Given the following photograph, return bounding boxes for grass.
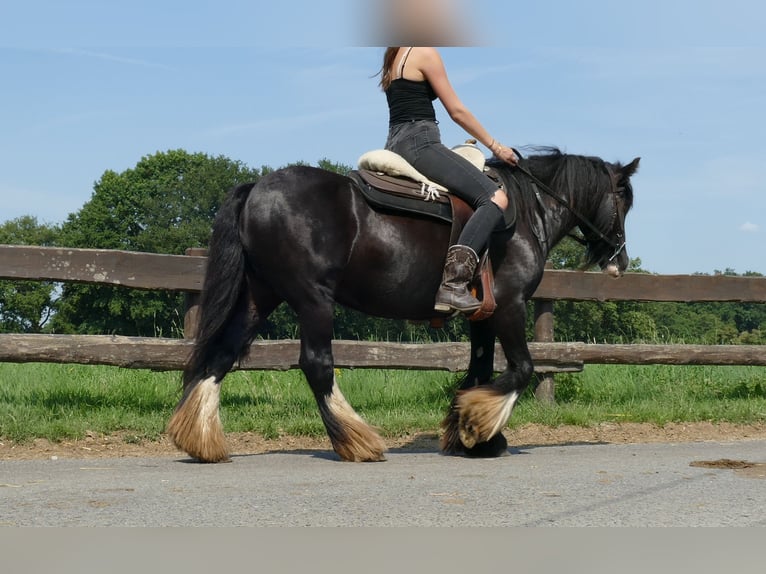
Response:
[515,365,766,428]
[1,362,765,444]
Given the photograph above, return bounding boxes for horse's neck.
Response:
[548,197,580,239]
[523,170,577,251]
[537,202,575,256]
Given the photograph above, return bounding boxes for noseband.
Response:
[516,162,626,263]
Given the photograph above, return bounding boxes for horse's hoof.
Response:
[440,438,466,456]
[459,423,479,449]
[439,408,463,454]
[455,387,517,449]
[463,433,509,458]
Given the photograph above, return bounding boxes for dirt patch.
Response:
[2,421,766,461]
[689,458,766,478]
[689,459,756,469]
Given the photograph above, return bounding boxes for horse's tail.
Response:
[182,182,254,389]
[168,182,255,462]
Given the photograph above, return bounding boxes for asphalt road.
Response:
[2,439,765,526]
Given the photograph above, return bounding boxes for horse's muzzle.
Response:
[604,262,622,278]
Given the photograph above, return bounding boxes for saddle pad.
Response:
[450,142,486,171]
[357,143,486,190]
[358,149,447,192]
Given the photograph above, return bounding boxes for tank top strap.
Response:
[396,47,414,79]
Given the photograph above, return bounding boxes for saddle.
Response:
[348,141,516,323]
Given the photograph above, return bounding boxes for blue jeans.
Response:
[385,120,504,254]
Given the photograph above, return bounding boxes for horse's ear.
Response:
[621,157,640,179]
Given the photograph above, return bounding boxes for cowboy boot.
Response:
[434,245,481,313]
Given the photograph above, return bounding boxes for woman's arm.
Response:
[418,48,517,164]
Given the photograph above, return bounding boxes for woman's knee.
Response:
[490,189,508,211]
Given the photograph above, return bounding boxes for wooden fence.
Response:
[1,244,765,400]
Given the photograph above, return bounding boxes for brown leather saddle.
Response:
[347,154,515,323]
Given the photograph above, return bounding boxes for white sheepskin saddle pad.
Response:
[357,142,486,194]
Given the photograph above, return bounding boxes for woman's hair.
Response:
[377,47,400,91]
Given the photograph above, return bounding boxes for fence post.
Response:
[183,248,208,339]
[533,299,556,402]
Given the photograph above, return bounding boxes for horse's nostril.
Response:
[605,263,622,277]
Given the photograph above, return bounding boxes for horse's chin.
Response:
[603,262,622,278]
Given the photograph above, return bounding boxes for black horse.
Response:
[167,148,639,462]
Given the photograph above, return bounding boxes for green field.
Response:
[1,362,765,443]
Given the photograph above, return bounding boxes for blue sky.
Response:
[1,0,764,275]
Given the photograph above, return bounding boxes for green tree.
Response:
[0,217,61,333]
[547,236,586,270]
[53,150,264,336]
[636,269,766,344]
[544,236,657,343]
[317,158,353,175]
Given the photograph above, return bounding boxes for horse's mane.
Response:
[489,147,632,263]
[493,146,631,215]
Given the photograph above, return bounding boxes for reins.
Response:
[513,161,626,263]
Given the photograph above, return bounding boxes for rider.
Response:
[379,47,518,314]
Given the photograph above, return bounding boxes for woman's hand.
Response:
[492,143,518,165]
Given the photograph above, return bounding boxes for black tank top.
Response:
[386,78,437,126]
[385,47,437,126]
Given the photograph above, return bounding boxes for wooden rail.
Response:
[1,245,764,401]
[1,335,763,371]
[2,245,765,302]
[0,245,206,291]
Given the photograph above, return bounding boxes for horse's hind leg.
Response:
[167,287,279,462]
[167,372,229,463]
[297,300,387,462]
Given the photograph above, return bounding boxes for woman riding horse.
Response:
[380,47,518,314]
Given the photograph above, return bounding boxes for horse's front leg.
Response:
[441,318,510,457]
[441,302,533,457]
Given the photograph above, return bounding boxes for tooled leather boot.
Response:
[433,245,481,314]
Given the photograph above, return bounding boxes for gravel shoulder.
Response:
[3,421,766,460]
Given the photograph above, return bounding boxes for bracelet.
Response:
[488,138,496,151]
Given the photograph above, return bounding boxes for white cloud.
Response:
[53,48,177,71]
[206,106,372,138]
[740,222,759,233]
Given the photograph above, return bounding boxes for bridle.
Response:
[514,161,626,264]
